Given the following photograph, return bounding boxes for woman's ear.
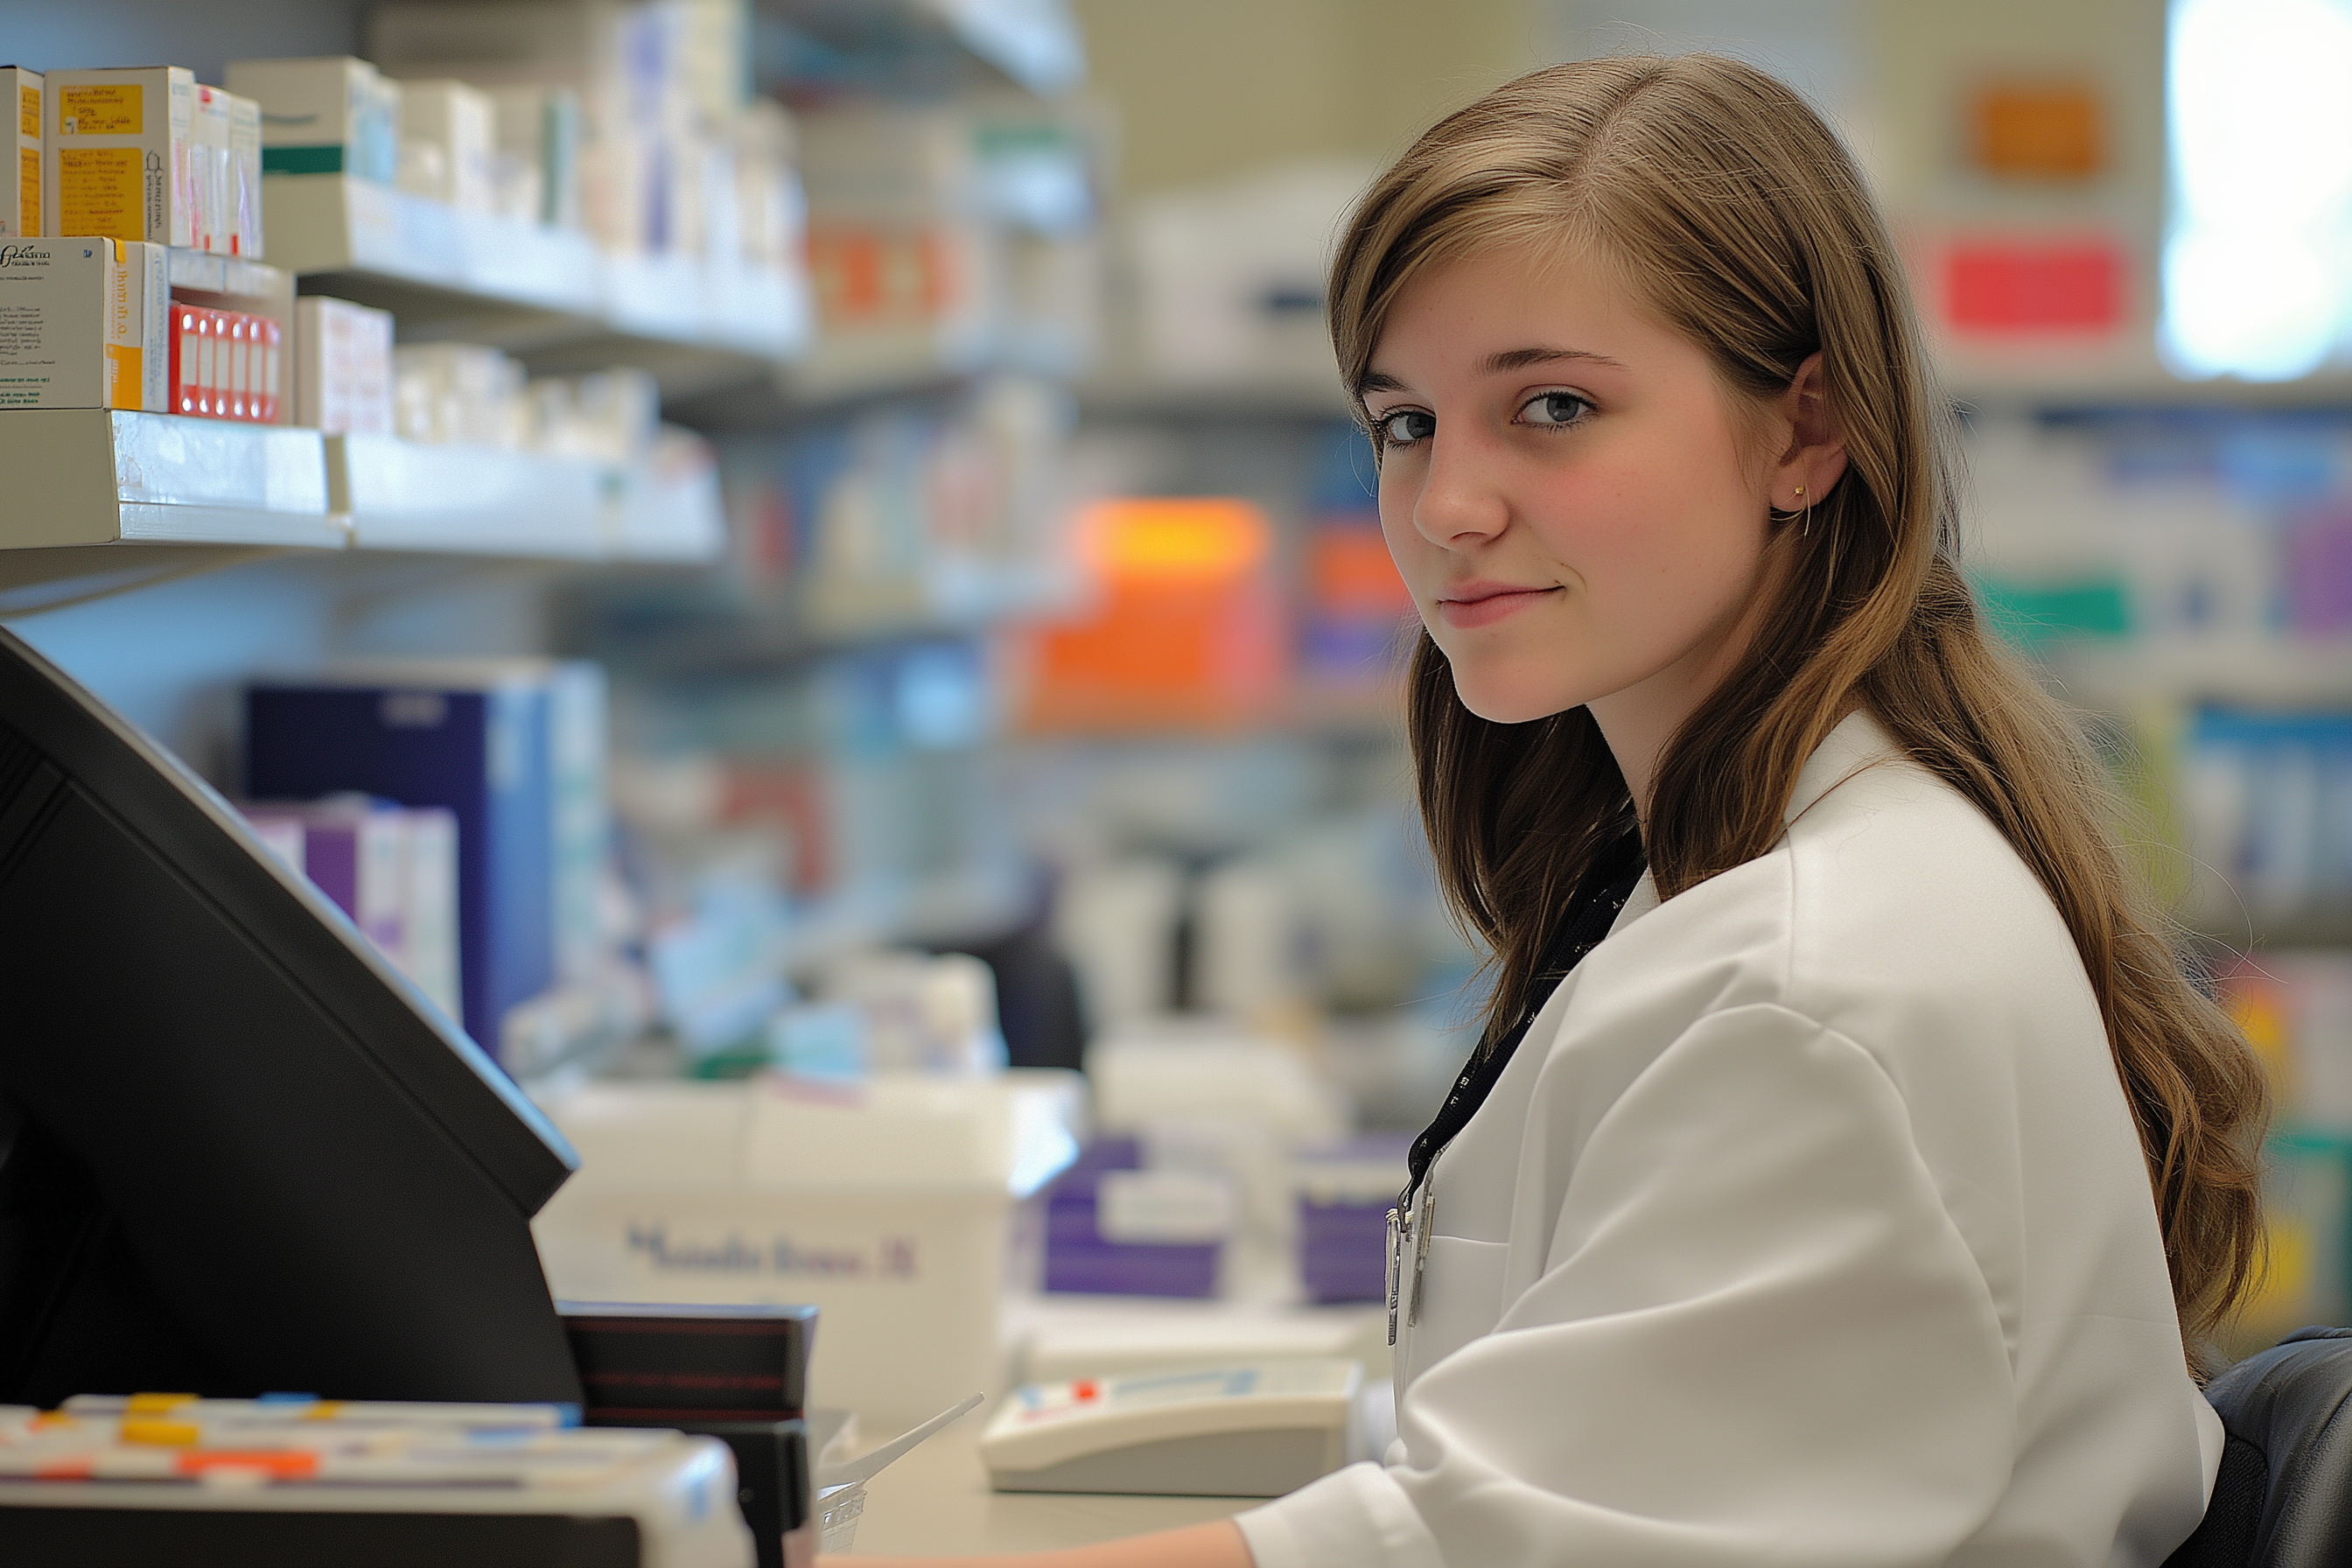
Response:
[1772,351,1848,511]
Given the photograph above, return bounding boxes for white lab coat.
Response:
[1236,712,2222,1568]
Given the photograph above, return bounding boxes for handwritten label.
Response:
[60,83,140,136]
[624,1221,921,1281]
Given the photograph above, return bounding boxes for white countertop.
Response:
[844,1423,1254,1555]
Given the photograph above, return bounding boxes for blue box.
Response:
[246,668,553,1054]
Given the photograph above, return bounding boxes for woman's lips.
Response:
[1436,585,1559,629]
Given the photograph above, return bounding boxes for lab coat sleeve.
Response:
[1236,1003,2016,1568]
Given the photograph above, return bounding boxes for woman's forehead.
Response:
[1366,246,1688,390]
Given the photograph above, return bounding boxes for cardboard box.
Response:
[294,293,394,434]
[1,66,37,238]
[45,66,198,248]
[399,78,493,214]
[225,54,402,186]
[0,236,166,409]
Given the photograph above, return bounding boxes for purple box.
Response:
[1297,1133,1410,1306]
[1043,1138,1222,1298]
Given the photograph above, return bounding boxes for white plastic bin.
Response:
[532,1070,1083,1424]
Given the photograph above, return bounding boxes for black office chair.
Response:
[2165,1326,2352,1567]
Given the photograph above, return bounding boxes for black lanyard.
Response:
[1404,831,1648,1204]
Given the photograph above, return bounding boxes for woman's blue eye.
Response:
[1522,392,1592,427]
[1378,410,1436,446]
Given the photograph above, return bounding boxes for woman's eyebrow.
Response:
[1358,346,1627,397]
[1482,346,1626,373]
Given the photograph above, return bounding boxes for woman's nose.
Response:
[1411,432,1508,546]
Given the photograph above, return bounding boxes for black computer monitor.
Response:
[0,626,584,1410]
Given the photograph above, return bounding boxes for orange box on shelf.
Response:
[807,222,972,331]
[1017,497,1287,732]
[1307,523,1410,619]
[1969,80,2104,180]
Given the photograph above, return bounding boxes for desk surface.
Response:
[845,1424,1254,1556]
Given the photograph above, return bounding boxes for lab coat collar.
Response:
[1612,710,1900,935]
[1782,709,1903,827]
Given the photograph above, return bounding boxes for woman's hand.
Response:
[819,1517,1255,1568]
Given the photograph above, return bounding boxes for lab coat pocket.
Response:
[1404,1234,1510,1385]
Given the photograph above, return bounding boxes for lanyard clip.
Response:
[1387,1181,1438,1348]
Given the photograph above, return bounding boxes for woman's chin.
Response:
[1451,672,1589,726]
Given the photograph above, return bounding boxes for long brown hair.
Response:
[1331,54,2268,1360]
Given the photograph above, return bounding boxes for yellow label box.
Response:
[58,148,141,238]
[0,67,38,238]
[44,66,196,248]
[60,82,141,136]
[0,235,168,410]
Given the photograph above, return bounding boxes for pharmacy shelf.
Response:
[563,556,1075,675]
[262,176,813,398]
[760,0,1085,99]
[0,411,344,615]
[800,556,1076,641]
[0,410,346,555]
[2046,636,2352,710]
[331,435,725,564]
[0,413,724,614]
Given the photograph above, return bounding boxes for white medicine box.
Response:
[191,82,232,253]
[224,55,402,187]
[532,1071,1084,1426]
[295,295,393,433]
[396,79,493,214]
[44,66,200,248]
[229,92,262,257]
[0,236,167,410]
[2,67,38,238]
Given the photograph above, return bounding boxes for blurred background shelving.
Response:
[10,0,2352,1385]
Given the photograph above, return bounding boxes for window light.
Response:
[2162,0,2352,380]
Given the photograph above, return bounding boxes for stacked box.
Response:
[225,54,402,185]
[0,236,166,410]
[1,66,37,237]
[45,66,199,248]
[293,294,394,433]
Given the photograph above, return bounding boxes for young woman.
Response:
[839,52,2269,1568]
